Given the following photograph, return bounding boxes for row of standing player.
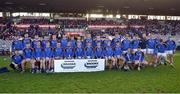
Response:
[10,33,176,73]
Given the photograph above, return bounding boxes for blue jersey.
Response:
[134,51,144,62]
[93,40,102,47]
[61,39,68,48]
[111,38,120,47]
[124,52,134,62]
[41,40,48,48]
[23,48,33,59]
[84,47,94,58]
[12,40,23,51]
[76,41,84,47]
[95,47,104,58]
[104,46,113,57]
[114,46,122,56]
[11,54,23,64]
[84,38,93,46]
[54,47,63,58]
[131,39,139,49]
[139,39,146,49]
[23,38,31,48]
[32,40,39,49]
[44,47,53,58]
[75,47,84,58]
[166,40,176,50]
[147,39,155,49]
[156,43,166,53]
[69,40,76,48]
[64,47,74,58]
[155,38,160,45]
[121,39,131,51]
[33,48,43,58]
[103,39,111,47]
[50,40,57,48]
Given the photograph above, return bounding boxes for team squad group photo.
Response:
[10,31,176,73]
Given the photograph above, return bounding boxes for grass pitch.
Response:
[0,53,180,93]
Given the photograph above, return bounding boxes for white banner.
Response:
[54,59,105,72]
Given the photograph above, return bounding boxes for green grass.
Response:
[0,54,180,93]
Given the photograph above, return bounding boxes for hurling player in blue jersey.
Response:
[155,39,170,66]
[10,49,23,71]
[69,36,76,48]
[103,34,111,47]
[146,35,156,65]
[22,33,31,48]
[54,42,63,59]
[32,34,40,49]
[131,35,140,52]
[104,41,115,70]
[94,42,104,59]
[93,35,102,47]
[121,36,131,54]
[111,33,121,47]
[165,37,176,65]
[61,34,68,49]
[76,36,83,47]
[84,42,94,59]
[33,41,44,73]
[64,42,74,59]
[113,41,125,69]
[44,42,53,73]
[139,34,147,54]
[134,47,148,71]
[12,35,23,54]
[41,36,49,49]
[75,42,84,59]
[50,34,57,49]
[123,48,134,71]
[84,33,93,46]
[21,43,34,73]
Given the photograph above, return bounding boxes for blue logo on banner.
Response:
[61,60,76,69]
[84,60,98,68]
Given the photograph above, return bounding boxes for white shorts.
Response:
[126,61,132,64]
[147,49,154,54]
[18,50,23,55]
[86,56,91,59]
[54,57,62,59]
[123,51,128,54]
[114,55,124,60]
[134,60,147,65]
[157,53,167,57]
[35,57,41,61]
[77,56,83,59]
[45,57,51,60]
[141,49,146,54]
[134,60,141,65]
[114,55,121,58]
[133,49,137,52]
[66,57,73,59]
[166,50,173,55]
[25,58,31,62]
[105,56,113,60]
